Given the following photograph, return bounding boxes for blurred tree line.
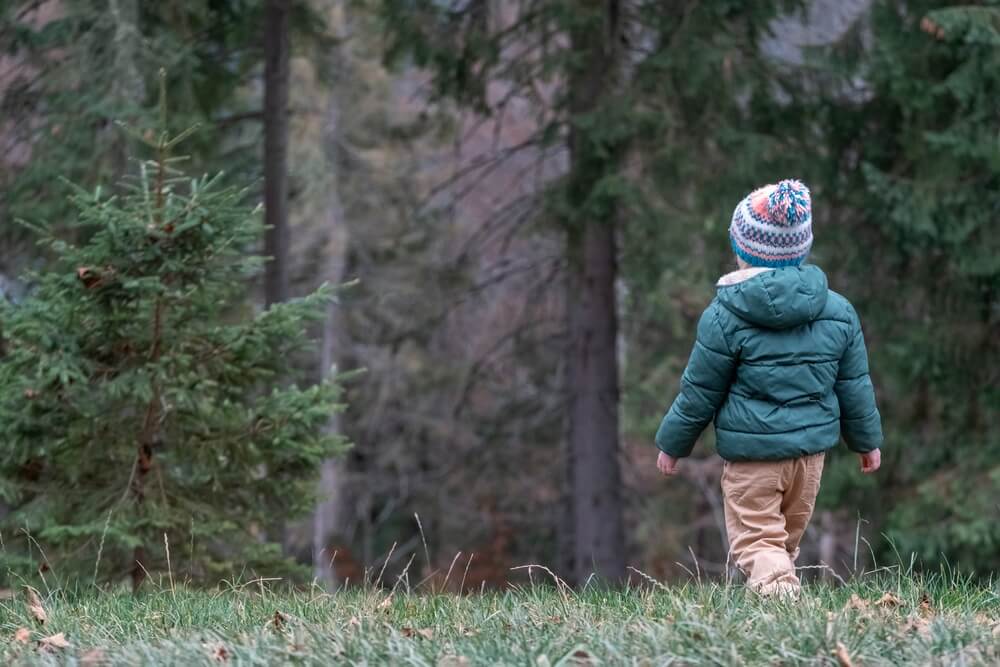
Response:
[0,0,997,588]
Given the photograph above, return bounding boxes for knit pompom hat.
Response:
[729,179,813,268]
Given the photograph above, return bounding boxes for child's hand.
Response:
[859,448,881,474]
[657,451,679,477]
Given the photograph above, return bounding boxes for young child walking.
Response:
[655,179,883,596]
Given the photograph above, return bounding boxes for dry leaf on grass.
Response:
[834,641,854,667]
[844,594,868,612]
[401,627,434,640]
[438,655,471,667]
[210,643,230,662]
[875,592,902,609]
[270,610,289,632]
[13,627,31,644]
[974,613,999,634]
[80,648,107,666]
[900,615,932,639]
[24,587,47,624]
[37,632,70,653]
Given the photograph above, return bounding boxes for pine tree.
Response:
[0,88,349,589]
[813,1,1000,573]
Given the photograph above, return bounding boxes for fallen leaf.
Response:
[24,587,47,624]
[844,594,868,612]
[974,613,1000,638]
[876,592,902,609]
[270,610,288,631]
[400,626,434,640]
[834,642,854,667]
[13,627,31,644]
[80,648,107,666]
[900,615,932,639]
[37,632,70,652]
[438,656,471,667]
[210,643,230,662]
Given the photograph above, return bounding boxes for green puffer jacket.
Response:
[655,265,883,461]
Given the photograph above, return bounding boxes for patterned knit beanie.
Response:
[729,179,813,268]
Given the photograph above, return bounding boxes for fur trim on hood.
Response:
[716,267,773,287]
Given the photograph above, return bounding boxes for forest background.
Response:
[0,0,997,591]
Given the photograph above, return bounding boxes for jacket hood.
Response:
[716,265,829,330]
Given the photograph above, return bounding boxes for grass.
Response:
[1,571,998,665]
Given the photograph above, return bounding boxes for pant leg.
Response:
[722,459,798,592]
[781,452,825,565]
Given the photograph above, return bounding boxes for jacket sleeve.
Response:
[835,310,883,453]
[655,304,736,458]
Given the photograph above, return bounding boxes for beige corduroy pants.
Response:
[721,452,825,595]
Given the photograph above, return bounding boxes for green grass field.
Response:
[1,571,998,665]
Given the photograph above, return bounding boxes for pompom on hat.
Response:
[729,179,813,268]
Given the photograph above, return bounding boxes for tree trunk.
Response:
[311,0,351,588]
[565,222,626,584]
[564,0,626,586]
[264,0,291,307]
[313,239,349,586]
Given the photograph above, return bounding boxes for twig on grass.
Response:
[460,553,475,592]
[164,533,175,601]
[414,513,431,575]
[374,541,397,589]
[627,566,671,593]
[509,564,572,602]
[93,508,114,587]
[442,551,463,592]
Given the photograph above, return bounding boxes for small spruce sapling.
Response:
[0,75,349,589]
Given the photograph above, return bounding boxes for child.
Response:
[654,179,883,597]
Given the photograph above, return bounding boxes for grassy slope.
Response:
[1,573,998,665]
